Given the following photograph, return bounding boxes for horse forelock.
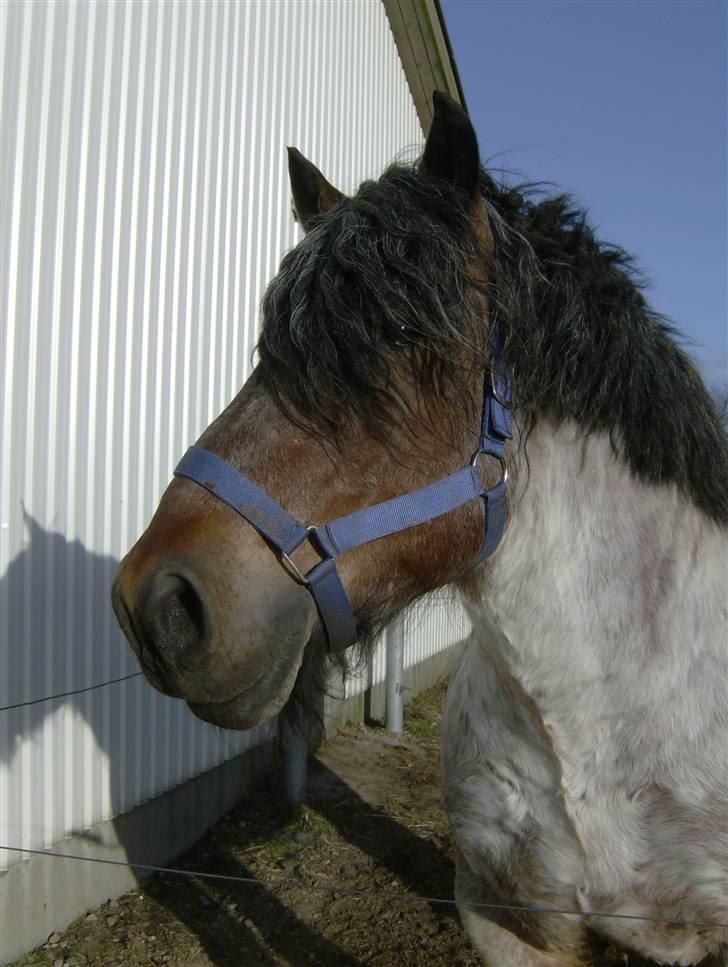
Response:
[256,160,728,526]
[258,164,489,440]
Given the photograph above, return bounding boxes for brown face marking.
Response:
[194,353,500,634]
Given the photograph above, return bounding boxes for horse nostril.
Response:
[141,571,208,667]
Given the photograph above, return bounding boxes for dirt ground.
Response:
[13,680,652,967]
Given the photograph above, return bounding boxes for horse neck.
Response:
[460,417,726,744]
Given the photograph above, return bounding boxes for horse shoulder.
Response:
[442,629,588,958]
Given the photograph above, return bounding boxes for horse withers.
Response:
[112,93,728,965]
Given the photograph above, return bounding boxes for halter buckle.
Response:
[279,526,320,586]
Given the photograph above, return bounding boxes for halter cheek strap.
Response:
[174,344,512,653]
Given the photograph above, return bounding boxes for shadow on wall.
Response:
[0,513,139,864]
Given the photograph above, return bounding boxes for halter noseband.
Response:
[174,335,512,653]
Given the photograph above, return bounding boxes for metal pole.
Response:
[385,614,405,733]
[281,707,308,802]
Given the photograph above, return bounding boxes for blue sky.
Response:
[441,0,727,388]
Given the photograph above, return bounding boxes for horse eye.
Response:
[394,324,409,347]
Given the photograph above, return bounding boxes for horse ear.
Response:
[422,91,480,202]
[287,147,343,232]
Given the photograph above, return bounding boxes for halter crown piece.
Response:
[174,330,513,653]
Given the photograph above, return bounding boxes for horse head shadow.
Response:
[0,512,134,828]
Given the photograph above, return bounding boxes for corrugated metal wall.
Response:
[345,591,471,699]
[0,0,465,874]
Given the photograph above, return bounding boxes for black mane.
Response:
[258,164,728,525]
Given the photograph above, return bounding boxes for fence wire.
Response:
[0,671,143,712]
[2,845,726,931]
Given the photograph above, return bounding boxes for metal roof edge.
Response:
[382,0,468,133]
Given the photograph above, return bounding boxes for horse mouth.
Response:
[188,693,261,730]
[186,638,308,730]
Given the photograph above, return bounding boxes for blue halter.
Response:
[174,340,512,653]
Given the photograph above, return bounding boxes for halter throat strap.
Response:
[174,344,512,653]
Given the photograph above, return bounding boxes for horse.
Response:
[112,92,728,966]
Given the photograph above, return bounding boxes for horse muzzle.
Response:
[111,499,317,727]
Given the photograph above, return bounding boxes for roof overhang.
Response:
[382,0,467,131]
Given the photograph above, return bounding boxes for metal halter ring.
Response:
[470,449,509,486]
[279,525,320,586]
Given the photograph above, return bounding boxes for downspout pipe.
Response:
[385,614,405,733]
[281,708,308,803]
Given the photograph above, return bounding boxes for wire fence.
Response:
[0,671,144,713]
[2,845,726,931]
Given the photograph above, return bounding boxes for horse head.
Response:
[112,94,504,730]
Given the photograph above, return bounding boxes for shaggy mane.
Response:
[258,164,728,525]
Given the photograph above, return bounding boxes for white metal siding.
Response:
[345,591,472,699]
[0,0,463,873]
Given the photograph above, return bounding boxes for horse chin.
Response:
[186,637,306,730]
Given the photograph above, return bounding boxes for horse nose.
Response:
[137,571,210,671]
